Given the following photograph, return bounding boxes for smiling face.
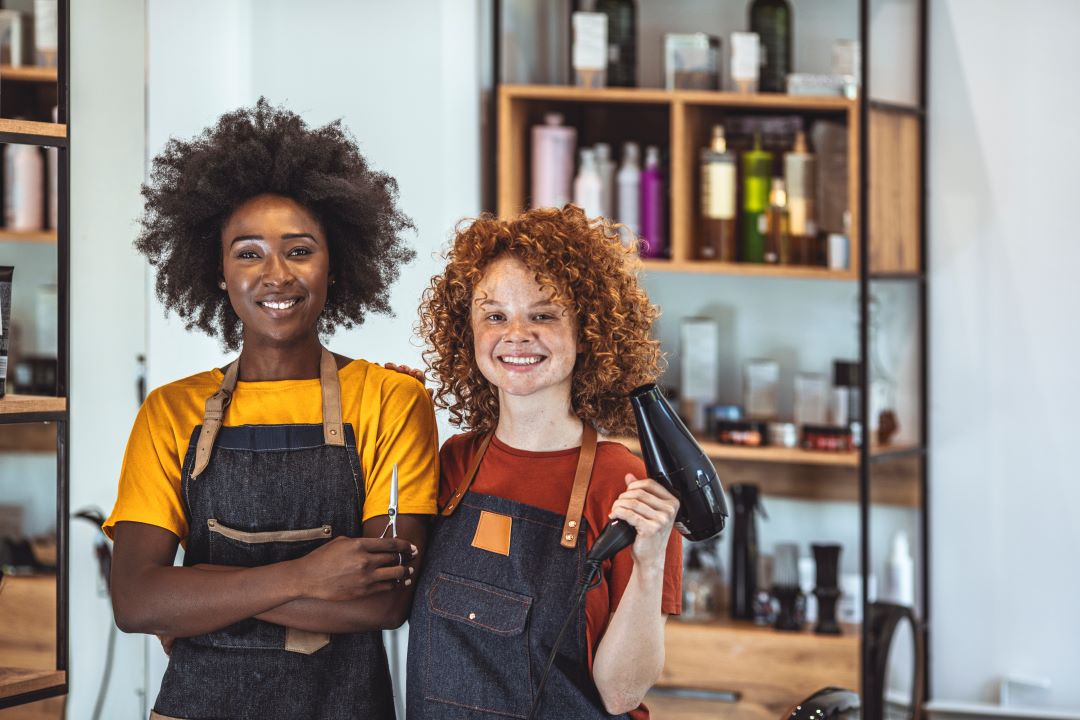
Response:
[470,255,582,407]
[220,194,331,350]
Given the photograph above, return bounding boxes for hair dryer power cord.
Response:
[526,560,604,720]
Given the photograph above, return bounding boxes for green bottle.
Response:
[750,0,793,93]
[742,132,773,263]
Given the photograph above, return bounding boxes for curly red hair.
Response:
[420,205,663,435]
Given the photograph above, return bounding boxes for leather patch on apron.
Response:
[471,510,512,556]
[285,627,331,655]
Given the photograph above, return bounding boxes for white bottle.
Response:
[573,148,603,218]
[5,144,45,230]
[531,113,577,209]
[594,142,616,219]
[884,531,915,607]
[616,142,641,241]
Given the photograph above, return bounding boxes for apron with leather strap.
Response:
[153,349,395,720]
[406,425,630,719]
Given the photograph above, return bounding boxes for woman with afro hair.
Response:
[406,206,683,719]
[104,99,437,720]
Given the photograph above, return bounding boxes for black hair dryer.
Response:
[587,384,729,563]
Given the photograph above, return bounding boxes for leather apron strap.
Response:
[190,347,344,478]
[441,425,598,550]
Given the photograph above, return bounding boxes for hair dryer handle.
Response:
[586,519,637,563]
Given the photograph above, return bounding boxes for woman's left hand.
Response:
[608,474,679,571]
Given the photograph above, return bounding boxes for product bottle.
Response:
[884,531,915,607]
[741,132,772,263]
[4,144,45,230]
[616,142,641,243]
[681,546,722,621]
[595,0,636,87]
[698,124,737,261]
[731,483,764,620]
[784,130,817,264]
[749,0,793,93]
[639,145,665,258]
[594,142,616,219]
[764,177,789,264]
[573,148,604,218]
[531,113,577,209]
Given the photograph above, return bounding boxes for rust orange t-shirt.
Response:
[438,432,682,720]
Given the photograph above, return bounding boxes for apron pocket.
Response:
[424,572,533,717]
[191,519,334,651]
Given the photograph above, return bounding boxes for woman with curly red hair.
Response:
[406,205,682,719]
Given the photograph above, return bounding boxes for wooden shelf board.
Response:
[0,423,57,452]
[0,229,56,244]
[640,259,855,280]
[610,436,921,505]
[500,84,856,112]
[613,435,920,468]
[0,65,58,83]
[656,617,859,719]
[0,669,65,701]
[0,395,66,418]
[0,119,66,140]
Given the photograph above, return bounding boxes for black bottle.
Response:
[749,0,793,93]
[730,483,765,619]
[596,0,637,87]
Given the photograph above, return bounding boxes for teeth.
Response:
[501,356,543,366]
[260,299,298,310]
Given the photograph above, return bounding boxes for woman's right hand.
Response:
[291,536,417,602]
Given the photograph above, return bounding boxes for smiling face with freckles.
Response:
[471,255,583,409]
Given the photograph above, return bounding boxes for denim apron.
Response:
[406,426,629,719]
[152,349,396,720]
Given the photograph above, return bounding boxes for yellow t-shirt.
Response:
[104,359,438,543]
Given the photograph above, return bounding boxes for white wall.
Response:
[69,0,149,717]
[929,0,1080,708]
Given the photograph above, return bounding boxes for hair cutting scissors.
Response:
[380,463,399,540]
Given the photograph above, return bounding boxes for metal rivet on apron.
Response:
[323,526,331,534]
[468,612,476,621]
[446,504,455,512]
[568,520,577,528]
[208,519,216,527]
[330,429,337,435]
[564,533,574,542]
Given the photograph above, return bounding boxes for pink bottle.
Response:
[639,145,666,258]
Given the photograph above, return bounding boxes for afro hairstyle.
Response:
[135,98,415,350]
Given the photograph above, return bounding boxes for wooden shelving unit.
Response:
[489,3,928,717]
[0,0,69,711]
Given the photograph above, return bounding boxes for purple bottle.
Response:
[639,145,666,258]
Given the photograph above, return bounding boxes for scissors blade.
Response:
[388,464,399,537]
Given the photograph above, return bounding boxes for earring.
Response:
[219,281,226,290]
